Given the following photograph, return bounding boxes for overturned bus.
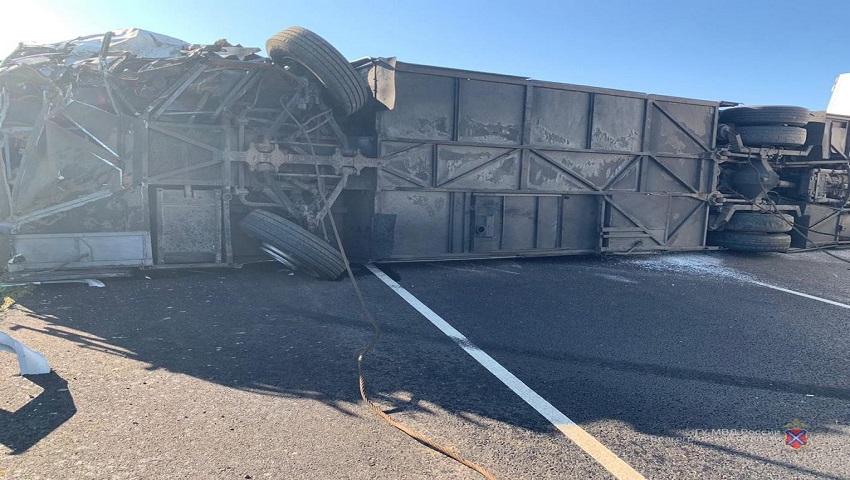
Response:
[0,27,848,281]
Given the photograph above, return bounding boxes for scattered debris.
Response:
[629,254,750,281]
[0,331,50,375]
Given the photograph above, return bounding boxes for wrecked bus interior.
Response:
[0,27,848,281]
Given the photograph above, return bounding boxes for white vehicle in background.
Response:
[828,73,850,116]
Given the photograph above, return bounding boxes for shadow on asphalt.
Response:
[4,260,848,478]
[0,371,76,454]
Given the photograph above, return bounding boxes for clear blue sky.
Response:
[3,0,848,110]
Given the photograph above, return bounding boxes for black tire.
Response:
[708,231,791,252]
[240,210,345,280]
[736,125,807,147]
[266,27,371,116]
[723,212,794,233]
[719,106,811,127]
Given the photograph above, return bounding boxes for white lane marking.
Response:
[747,280,850,310]
[631,254,850,310]
[366,264,645,480]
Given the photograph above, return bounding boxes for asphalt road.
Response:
[2,249,850,479]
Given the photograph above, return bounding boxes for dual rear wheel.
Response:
[719,105,811,148]
[708,212,794,253]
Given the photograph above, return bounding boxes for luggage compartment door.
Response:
[470,194,599,254]
[154,187,222,264]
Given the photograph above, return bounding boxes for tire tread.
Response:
[720,106,811,127]
[240,210,345,279]
[708,231,791,252]
[736,125,807,147]
[723,212,794,233]
[266,27,370,115]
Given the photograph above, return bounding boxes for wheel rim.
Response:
[260,242,322,278]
